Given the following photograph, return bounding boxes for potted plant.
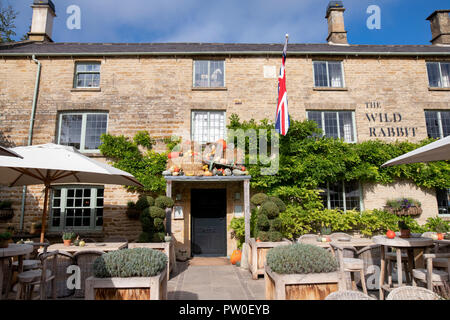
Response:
[85,247,168,300]
[0,200,14,220]
[62,231,75,246]
[248,194,290,280]
[264,243,343,300]
[435,222,449,240]
[385,198,422,216]
[0,231,12,248]
[398,220,411,238]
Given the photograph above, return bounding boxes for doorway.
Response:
[191,189,227,257]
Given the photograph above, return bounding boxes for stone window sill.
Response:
[71,88,102,92]
[192,87,227,91]
[313,87,348,91]
[428,87,450,91]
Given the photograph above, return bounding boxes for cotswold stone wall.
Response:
[0,54,449,242]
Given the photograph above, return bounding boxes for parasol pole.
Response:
[40,184,50,243]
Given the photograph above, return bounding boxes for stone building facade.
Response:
[0,1,449,257]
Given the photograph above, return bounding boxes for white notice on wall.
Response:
[263,65,277,79]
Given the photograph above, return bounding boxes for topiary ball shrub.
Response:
[93,248,167,278]
[137,232,152,243]
[251,193,268,206]
[136,195,154,211]
[153,217,164,230]
[155,196,174,209]
[149,206,166,219]
[259,201,280,219]
[268,231,283,242]
[152,232,166,242]
[269,218,282,231]
[266,243,338,274]
[257,213,270,231]
[268,196,286,213]
[257,231,270,242]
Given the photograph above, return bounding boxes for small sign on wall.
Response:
[234,205,243,218]
[263,65,277,79]
[174,206,184,220]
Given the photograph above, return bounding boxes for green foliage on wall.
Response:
[99,131,168,194]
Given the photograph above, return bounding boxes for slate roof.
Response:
[0,41,449,56]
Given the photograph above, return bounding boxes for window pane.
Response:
[209,61,224,87]
[194,61,209,87]
[328,62,343,87]
[324,112,339,139]
[329,182,344,210]
[441,111,450,138]
[192,111,225,144]
[85,114,108,150]
[437,188,449,215]
[427,62,441,87]
[314,62,328,87]
[318,185,328,209]
[307,111,323,137]
[339,111,354,142]
[425,111,441,139]
[345,181,360,211]
[440,63,450,88]
[59,115,82,149]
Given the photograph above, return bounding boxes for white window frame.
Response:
[323,181,364,212]
[425,110,449,139]
[312,60,346,88]
[73,61,101,89]
[306,110,357,143]
[191,110,226,145]
[192,60,226,88]
[426,61,450,88]
[57,112,109,153]
[436,188,450,217]
[49,185,104,232]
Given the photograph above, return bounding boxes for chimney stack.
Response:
[28,0,56,42]
[427,10,450,45]
[325,1,348,45]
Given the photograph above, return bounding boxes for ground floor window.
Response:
[50,186,104,231]
[436,188,449,215]
[319,181,362,211]
[425,110,450,139]
[191,110,226,144]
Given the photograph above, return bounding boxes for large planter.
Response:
[248,238,291,280]
[264,265,344,300]
[0,208,14,220]
[85,266,167,300]
[385,206,422,216]
[128,242,177,279]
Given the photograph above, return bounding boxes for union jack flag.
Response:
[275,35,290,136]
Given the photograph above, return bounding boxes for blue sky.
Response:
[6,0,450,45]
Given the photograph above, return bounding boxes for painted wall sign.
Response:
[365,102,418,138]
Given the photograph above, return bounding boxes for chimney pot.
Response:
[28,0,56,42]
[427,10,450,45]
[325,1,348,45]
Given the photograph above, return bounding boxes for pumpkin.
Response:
[168,152,180,159]
[386,230,396,239]
[230,249,241,265]
[216,139,227,151]
[437,233,444,240]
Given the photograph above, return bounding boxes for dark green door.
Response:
[191,189,227,257]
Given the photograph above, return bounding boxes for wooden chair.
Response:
[16,251,58,300]
[385,247,411,285]
[73,250,104,298]
[330,242,368,295]
[412,253,450,291]
[325,290,376,300]
[386,286,441,300]
[43,250,75,298]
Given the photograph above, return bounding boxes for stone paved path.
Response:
[167,261,265,300]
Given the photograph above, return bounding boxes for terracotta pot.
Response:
[400,229,411,238]
[63,239,72,246]
[437,233,444,240]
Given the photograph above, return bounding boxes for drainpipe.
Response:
[19,54,41,232]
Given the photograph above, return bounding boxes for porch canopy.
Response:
[164,175,252,243]
[381,135,450,167]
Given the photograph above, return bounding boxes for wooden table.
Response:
[39,242,127,254]
[373,235,434,299]
[0,244,33,300]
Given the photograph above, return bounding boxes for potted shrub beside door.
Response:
[264,243,344,300]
